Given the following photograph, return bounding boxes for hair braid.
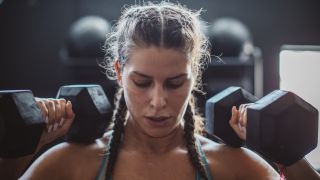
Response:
[184,103,209,180]
[105,88,127,179]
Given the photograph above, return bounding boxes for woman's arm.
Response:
[0,151,40,180]
[200,135,279,179]
[283,158,320,180]
[20,134,109,180]
[20,142,74,180]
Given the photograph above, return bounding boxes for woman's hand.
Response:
[0,98,75,179]
[35,98,75,147]
[228,104,251,141]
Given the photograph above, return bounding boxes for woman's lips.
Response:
[147,116,169,121]
[145,116,170,127]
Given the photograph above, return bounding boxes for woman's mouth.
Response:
[145,116,170,127]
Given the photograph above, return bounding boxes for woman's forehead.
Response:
[124,47,192,77]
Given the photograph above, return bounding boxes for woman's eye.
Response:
[166,79,184,89]
[133,80,151,88]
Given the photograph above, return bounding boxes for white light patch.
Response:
[280,49,320,166]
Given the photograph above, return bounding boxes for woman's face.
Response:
[118,47,194,138]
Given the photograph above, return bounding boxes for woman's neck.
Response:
[122,120,186,154]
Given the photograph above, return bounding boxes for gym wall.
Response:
[0,0,320,98]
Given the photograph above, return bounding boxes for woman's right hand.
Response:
[35,98,75,147]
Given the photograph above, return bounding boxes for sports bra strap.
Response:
[195,137,214,180]
[96,134,113,180]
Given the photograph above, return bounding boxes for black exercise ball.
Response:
[67,15,111,58]
[207,18,253,57]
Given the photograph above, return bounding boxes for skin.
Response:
[21,47,279,179]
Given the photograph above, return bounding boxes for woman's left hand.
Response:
[229,104,251,141]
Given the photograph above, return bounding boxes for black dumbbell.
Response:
[0,90,46,158]
[0,84,113,158]
[206,86,318,166]
[205,86,258,147]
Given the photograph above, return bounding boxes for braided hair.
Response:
[105,88,126,178]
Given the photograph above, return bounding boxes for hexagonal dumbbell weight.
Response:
[247,90,318,166]
[205,86,258,147]
[56,84,113,143]
[0,90,45,158]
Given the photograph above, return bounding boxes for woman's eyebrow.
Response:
[167,74,188,80]
[132,71,187,80]
[132,71,152,78]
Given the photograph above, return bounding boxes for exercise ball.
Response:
[67,15,111,58]
[207,18,253,57]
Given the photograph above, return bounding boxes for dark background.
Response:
[0,0,319,98]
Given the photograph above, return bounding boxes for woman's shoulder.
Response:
[196,135,279,179]
[20,132,113,179]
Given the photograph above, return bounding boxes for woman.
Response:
[21,2,279,179]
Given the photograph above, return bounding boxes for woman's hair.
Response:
[102,1,211,179]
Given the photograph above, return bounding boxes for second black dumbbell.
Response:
[0,84,113,158]
[205,86,318,166]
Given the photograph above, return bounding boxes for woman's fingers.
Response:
[35,98,49,127]
[65,100,75,119]
[229,106,244,139]
[58,101,74,134]
[58,99,66,126]
[36,98,75,145]
[53,100,61,131]
[229,104,250,141]
[44,99,56,132]
[35,98,74,133]
[241,107,248,127]
[58,100,74,127]
[229,106,239,124]
[239,104,246,127]
[239,103,252,127]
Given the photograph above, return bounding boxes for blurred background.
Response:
[1,0,320,96]
[0,0,319,165]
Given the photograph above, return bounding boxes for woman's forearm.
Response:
[0,154,36,179]
[284,158,320,180]
[0,139,46,179]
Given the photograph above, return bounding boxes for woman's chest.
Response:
[66,153,104,180]
[112,151,196,180]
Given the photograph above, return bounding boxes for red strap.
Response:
[278,164,286,180]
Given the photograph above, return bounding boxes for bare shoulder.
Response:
[196,135,279,179]
[20,132,112,179]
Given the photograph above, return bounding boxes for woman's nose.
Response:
[149,84,167,109]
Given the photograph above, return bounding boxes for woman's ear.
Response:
[114,60,122,85]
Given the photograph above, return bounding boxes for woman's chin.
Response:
[142,121,183,138]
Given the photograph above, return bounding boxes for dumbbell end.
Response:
[57,84,113,143]
[205,86,255,148]
[247,90,318,166]
[0,90,46,158]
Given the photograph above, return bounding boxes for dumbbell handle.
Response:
[229,105,250,141]
[205,86,258,148]
[34,97,74,134]
[37,98,75,144]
